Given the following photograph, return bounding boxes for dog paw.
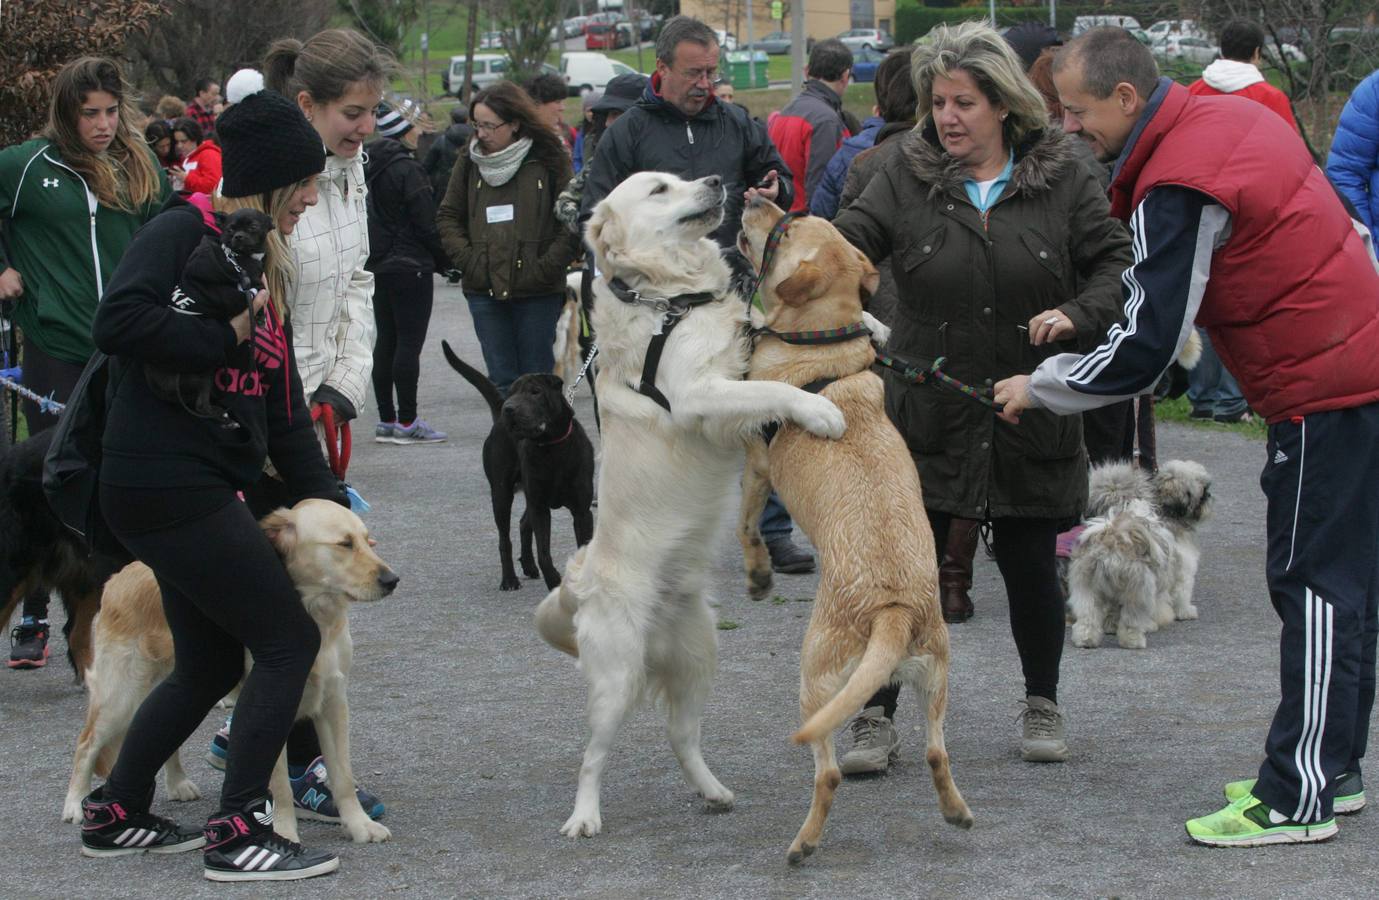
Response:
[1116,630,1147,650]
[786,841,816,865]
[560,809,602,838]
[165,779,201,802]
[1070,626,1101,649]
[863,311,891,347]
[500,575,522,591]
[520,558,540,578]
[1176,604,1199,621]
[543,572,563,590]
[346,818,392,843]
[700,787,735,811]
[747,567,772,600]
[61,798,83,824]
[796,396,846,440]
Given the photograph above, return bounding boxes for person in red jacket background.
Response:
[1188,20,1299,132]
[997,27,1379,849]
[169,116,223,194]
[767,38,852,211]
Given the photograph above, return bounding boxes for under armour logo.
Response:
[42,178,59,188]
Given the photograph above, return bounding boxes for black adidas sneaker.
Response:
[202,796,339,882]
[80,787,205,857]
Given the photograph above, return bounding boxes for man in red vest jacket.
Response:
[996,27,1379,848]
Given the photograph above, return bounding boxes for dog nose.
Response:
[702,175,722,189]
[377,570,400,595]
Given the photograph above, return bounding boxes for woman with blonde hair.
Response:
[0,56,169,668]
[80,88,347,882]
[832,21,1132,769]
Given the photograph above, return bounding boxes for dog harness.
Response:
[606,276,719,413]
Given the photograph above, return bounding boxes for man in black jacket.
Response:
[423,106,474,200]
[579,15,815,573]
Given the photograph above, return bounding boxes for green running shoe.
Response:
[1186,795,1337,847]
[1223,772,1365,814]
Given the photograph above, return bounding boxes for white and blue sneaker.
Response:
[290,756,386,822]
[389,418,446,444]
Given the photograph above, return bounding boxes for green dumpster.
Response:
[726,50,769,90]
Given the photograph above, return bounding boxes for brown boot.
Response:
[940,517,979,624]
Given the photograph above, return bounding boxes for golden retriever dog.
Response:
[552,271,585,384]
[62,500,398,845]
[736,197,973,863]
[534,172,847,839]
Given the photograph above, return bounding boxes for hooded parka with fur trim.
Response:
[834,125,1131,519]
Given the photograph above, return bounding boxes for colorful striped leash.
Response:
[873,351,1004,412]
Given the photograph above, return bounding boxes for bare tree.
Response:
[122,0,333,100]
[0,0,167,145]
[496,0,565,80]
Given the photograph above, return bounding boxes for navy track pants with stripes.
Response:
[1254,403,1379,822]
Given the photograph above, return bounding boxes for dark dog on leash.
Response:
[145,208,274,418]
[441,340,595,590]
[0,429,125,680]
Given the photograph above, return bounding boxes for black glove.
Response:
[311,383,357,424]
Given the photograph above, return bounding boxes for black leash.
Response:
[606,276,719,413]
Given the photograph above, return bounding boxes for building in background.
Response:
[679,0,897,46]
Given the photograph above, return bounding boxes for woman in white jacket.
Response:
[202,28,396,827]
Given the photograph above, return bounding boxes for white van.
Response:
[443,54,509,95]
[1071,15,1143,36]
[560,52,640,96]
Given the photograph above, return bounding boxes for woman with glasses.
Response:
[436,80,580,395]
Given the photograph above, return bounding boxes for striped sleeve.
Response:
[1027,186,1230,416]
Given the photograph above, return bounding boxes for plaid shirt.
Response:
[185,100,216,139]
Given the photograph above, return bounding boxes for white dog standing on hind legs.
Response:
[535,172,847,838]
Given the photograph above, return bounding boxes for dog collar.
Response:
[537,418,575,446]
[752,320,872,346]
[746,210,807,299]
[605,276,720,414]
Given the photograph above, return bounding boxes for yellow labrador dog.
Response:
[535,172,847,838]
[736,198,972,863]
[62,500,398,846]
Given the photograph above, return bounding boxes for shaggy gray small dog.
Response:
[1068,460,1212,649]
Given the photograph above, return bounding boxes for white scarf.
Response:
[469,136,532,187]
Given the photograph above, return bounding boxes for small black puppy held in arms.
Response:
[441,340,594,590]
[144,208,275,418]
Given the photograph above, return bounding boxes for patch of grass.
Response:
[771,595,788,605]
[716,619,741,630]
[1155,395,1267,440]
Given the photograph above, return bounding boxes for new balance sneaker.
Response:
[838,706,900,776]
[80,787,205,857]
[1186,794,1338,847]
[389,418,447,444]
[206,716,231,771]
[202,797,339,882]
[290,756,386,822]
[374,421,397,443]
[1019,696,1069,762]
[9,617,49,669]
[1224,771,1366,815]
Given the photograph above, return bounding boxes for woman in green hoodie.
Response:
[0,56,169,669]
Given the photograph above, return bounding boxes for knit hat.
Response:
[376,101,414,138]
[592,73,647,114]
[225,68,265,105]
[216,90,326,198]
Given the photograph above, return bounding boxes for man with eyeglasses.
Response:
[580,15,817,574]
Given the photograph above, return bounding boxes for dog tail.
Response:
[793,606,912,745]
[441,340,504,423]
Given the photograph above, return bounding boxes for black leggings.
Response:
[100,486,319,812]
[867,512,1066,719]
[371,271,435,425]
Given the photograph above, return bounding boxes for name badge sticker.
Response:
[486,204,515,224]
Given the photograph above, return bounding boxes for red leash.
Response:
[311,402,352,479]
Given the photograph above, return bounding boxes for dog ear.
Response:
[259,508,298,555]
[854,246,880,299]
[774,259,830,307]
[585,205,622,267]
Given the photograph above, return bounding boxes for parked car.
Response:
[586,22,630,50]
[561,51,640,95]
[747,30,815,55]
[713,29,739,51]
[1146,19,1210,42]
[442,55,559,96]
[585,11,621,30]
[850,45,887,83]
[564,16,589,38]
[836,28,893,51]
[1071,15,1142,36]
[479,31,505,50]
[1152,34,1220,65]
